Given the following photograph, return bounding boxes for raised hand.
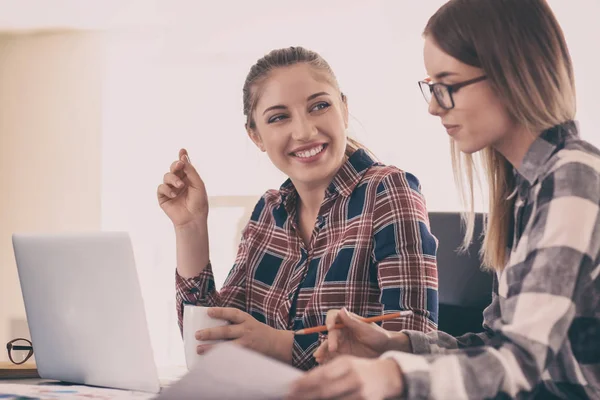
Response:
[157,148,209,228]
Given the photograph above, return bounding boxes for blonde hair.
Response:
[425,0,576,270]
[242,46,373,158]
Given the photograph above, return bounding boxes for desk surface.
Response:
[0,380,157,399]
[0,365,187,399]
[0,361,39,379]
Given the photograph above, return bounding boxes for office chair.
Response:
[428,212,493,336]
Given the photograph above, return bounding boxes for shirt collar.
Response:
[515,120,579,186]
[278,149,378,206]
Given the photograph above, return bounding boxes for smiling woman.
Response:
[157,46,439,371]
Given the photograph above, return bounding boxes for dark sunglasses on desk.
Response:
[6,338,34,365]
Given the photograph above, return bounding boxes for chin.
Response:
[289,152,345,184]
[455,140,486,155]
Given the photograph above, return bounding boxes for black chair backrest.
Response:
[428,212,494,336]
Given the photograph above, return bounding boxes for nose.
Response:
[291,114,317,142]
[428,95,445,117]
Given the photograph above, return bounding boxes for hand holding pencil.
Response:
[294,311,413,335]
[309,308,413,365]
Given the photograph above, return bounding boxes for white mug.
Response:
[183,305,230,370]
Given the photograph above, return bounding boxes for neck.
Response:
[492,124,540,169]
[294,180,329,217]
[292,154,348,216]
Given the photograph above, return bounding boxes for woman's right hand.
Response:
[314,308,411,365]
[157,148,209,228]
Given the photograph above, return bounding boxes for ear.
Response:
[341,93,349,129]
[246,125,266,152]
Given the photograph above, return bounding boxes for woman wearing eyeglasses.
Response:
[286,0,600,398]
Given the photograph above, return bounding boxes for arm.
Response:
[382,162,600,399]
[403,276,500,355]
[175,219,253,334]
[372,170,439,332]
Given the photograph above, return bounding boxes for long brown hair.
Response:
[425,0,576,270]
[242,46,372,158]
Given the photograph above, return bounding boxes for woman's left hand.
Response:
[195,307,293,363]
[286,356,405,400]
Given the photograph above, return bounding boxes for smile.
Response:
[292,144,325,158]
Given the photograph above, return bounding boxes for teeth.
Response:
[294,145,324,158]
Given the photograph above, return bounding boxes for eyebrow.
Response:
[307,91,329,101]
[262,92,331,115]
[433,71,459,80]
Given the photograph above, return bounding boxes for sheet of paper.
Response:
[0,382,156,399]
[156,365,188,387]
[157,343,304,400]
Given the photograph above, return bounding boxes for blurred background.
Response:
[1,0,599,367]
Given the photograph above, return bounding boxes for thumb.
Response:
[338,308,370,333]
[179,148,191,164]
[178,149,203,187]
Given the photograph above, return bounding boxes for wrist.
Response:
[389,332,412,353]
[270,329,294,364]
[174,217,208,234]
[174,218,210,279]
[378,358,405,398]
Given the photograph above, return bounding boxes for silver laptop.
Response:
[12,232,163,393]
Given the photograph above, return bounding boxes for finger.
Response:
[328,309,364,354]
[196,324,241,341]
[328,307,370,353]
[313,343,333,365]
[157,183,177,200]
[325,309,342,353]
[314,340,328,361]
[163,172,185,189]
[314,340,339,364]
[169,159,185,175]
[196,343,216,355]
[179,148,191,164]
[338,308,369,332]
[315,351,336,365]
[207,307,247,324]
[325,309,341,330]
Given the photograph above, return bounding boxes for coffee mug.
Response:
[183,305,230,370]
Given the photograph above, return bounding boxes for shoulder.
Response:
[539,138,600,205]
[359,164,430,222]
[360,163,424,197]
[249,189,282,223]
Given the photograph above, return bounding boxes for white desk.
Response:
[0,366,187,399]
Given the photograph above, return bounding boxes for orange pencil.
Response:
[294,310,413,335]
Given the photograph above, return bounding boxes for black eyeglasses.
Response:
[418,75,487,110]
[6,338,34,365]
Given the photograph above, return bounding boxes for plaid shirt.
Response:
[385,121,600,399]
[176,149,439,370]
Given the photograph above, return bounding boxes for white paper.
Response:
[157,343,304,400]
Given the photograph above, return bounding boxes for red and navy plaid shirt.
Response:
[176,149,439,370]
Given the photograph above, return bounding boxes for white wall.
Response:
[0,30,103,361]
[100,0,600,366]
